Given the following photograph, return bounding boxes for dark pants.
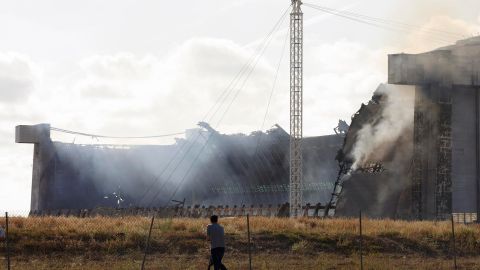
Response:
[209,247,227,270]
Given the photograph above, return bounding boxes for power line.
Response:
[214,5,289,129]
[142,9,288,202]
[161,136,211,207]
[145,6,292,206]
[247,24,290,206]
[303,3,459,44]
[162,7,293,207]
[305,2,463,39]
[55,3,291,205]
[202,5,292,123]
[150,10,291,207]
[136,138,190,205]
[54,3,291,205]
[304,3,459,43]
[145,5,292,207]
[50,127,184,139]
[254,21,290,155]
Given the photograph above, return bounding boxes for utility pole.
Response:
[289,0,303,217]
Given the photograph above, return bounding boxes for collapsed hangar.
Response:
[16,122,342,212]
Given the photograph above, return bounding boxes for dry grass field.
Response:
[1,216,480,269]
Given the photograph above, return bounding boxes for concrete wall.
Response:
[412,85,440,219]
[451,86,479,212]
[388,36,480,220]
[15,124,55,211]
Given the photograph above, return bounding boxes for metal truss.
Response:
[289,0,304,217]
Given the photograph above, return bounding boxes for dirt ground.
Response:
[3,253,479,270]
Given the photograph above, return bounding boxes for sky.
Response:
[1,0,479,213]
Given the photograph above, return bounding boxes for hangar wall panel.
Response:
[451,86,477,212]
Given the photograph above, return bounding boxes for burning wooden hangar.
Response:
[335,36,480,221]
[16,122,343,212]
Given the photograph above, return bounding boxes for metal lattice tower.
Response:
[289,0,303,217]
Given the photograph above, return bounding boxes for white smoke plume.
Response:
[349,84,415,171]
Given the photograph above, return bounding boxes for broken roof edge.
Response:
[435,35,480,51]
[18,122,339,148]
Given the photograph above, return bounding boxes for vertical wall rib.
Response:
[435,87,452,219]
[412,86,426,219]
[413,85,452,220]
[476,89,480,223]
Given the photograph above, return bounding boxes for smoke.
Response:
[45,122,343,210]
[335,83,415,218]
[349,84,415,171]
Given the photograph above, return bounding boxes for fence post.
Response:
[5,212,10,270]
[359,210,363,270]
[451,214,457,270]
[141,215,155,270]
[247,214,252,270]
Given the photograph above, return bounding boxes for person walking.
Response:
[206,215,227,270]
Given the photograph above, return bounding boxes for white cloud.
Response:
[155,38,275,131]
[79,53,157,80]
[0,53,38,103]
[301,39,387,135]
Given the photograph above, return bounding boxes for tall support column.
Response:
[412,85,452,220]
[476,88,480,223]
[289,0,303,217]
[15,124,54,211]
[435,87,452,220]
[412,86,425,219]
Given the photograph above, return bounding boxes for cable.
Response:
[136,139,189,204]
[145,5,292,207]
[50,127,184,139]
[214,14,283,129]
[151,5,292,207]
[209,6,292,206]
[161,136,212,207]
[207,5,293,126]
[304,3,459,43]
[306,3,451,43]
[305,2,463,39]
[165,7,292,206]
[131,5,294,204]
[246,28,290,206]
[197,6,292,204]
[254,22,290,155]
[55,4,293,207]
[303,3,457,44]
